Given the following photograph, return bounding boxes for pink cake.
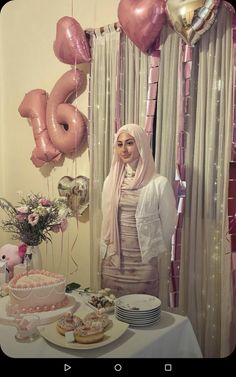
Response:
[8,269,68,313]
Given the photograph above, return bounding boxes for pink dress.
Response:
[101,174,159,298]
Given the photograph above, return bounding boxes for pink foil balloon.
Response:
[46,69,87,154]
[53,16,91,65]
[18,89,62,167]
[166,0,221,45]
[118,0,167,53]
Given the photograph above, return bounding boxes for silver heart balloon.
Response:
[58,175,89,217]
[166,0,221,45]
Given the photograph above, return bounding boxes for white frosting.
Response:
[16,274,58,286]
[8,270,67,313]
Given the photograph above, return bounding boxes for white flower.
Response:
[17,206,29,214]
[28,213,39,226]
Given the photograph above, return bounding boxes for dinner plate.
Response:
[115,307,161,317]
[116,312,160,321]
[123,318,161,327]
[39,317,129,350]
[115,294,161,311]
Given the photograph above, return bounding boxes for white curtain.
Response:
[89,25,120,291]
[187,6,233,357]
[120,34,150,128]
[89,4,235,358]
[154,5,234,357]
[89,29,150,291]
[153,26,180,311]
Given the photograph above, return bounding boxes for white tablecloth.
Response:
[0,293,202,358]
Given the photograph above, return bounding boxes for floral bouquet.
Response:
[0,193,69,246]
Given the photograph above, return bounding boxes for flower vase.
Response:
[26,245,42,270]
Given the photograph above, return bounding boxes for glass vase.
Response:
[15,314,40,342]
[26,245,42,270]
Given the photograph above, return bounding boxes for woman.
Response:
[100,124,177,298]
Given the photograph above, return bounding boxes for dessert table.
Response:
[0,292,202,359]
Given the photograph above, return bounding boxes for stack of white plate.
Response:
[115,294,161,327]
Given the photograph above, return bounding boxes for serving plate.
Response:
[39,317,129,350]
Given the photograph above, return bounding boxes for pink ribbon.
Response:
[115,26,122,131]
[169,42,192,307]
[145,37,161,143]
[228,11,236,293]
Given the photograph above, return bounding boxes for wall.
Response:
[0,0,120,287]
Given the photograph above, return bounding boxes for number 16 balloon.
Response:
[18,89,62,167]
[46,69,87,155]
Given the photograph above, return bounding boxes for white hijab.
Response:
[101,124,156,264]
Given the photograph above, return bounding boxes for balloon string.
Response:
[74,67,77,159]
[73,157,78,178]
[71,0,74,17]
[74,60,78,98]
[69,218,79,275]
[51,240,55,272]
[73,52,79,159]
[46,177,50,197]
[66,229,70,279]
[56,232,64,271]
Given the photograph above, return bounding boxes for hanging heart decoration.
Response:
[118,0,167,54]
[166,0,221,45]
[53,16,91,65]
[58,175,89,217]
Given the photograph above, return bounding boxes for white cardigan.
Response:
[101,174,177,263]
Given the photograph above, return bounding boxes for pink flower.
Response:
[18,243,27,258]
[0,193,69,245]
[39,198,51,206]
[51,224,60,233]
[60,218,68,232]
[16,213,27,222]
[51,218,68,233]
[28,213,39,226]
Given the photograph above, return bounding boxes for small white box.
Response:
[65,331,75,343]
[0,260,7,284]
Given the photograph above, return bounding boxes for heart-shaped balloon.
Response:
[166,0,221,45]
[118,0,167,54]
[58,175,89,217]
[53,16,91,65]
